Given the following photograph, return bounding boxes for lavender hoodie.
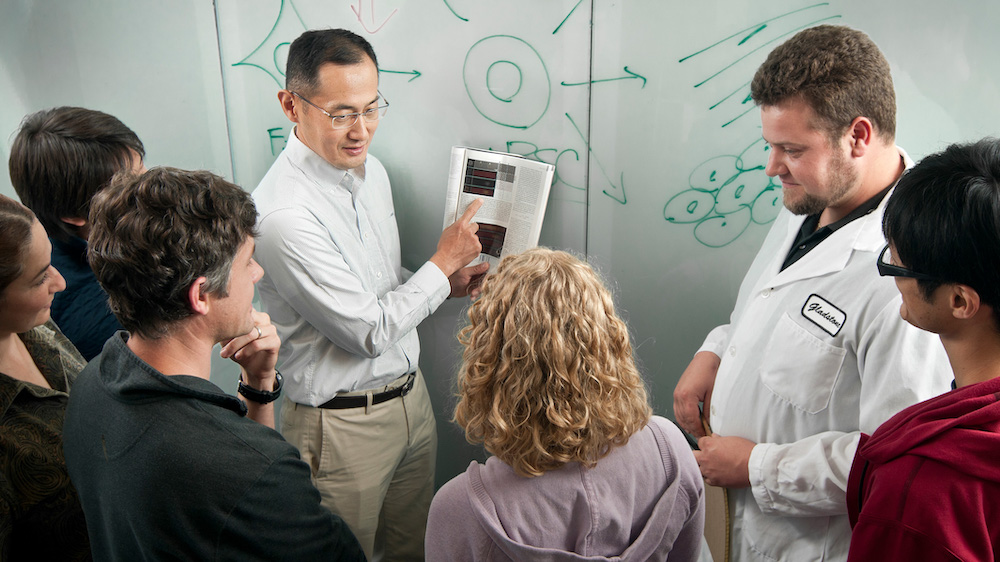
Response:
[425,416,704,561]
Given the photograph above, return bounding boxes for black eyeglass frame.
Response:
[876,244,942,282]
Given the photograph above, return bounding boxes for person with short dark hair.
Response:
[62,167,364,561]
[672,25,952,560]
[847,138,1000,561]
[0,194,90,561]
[8,107,145,359]
[253,28,485,559]
[426,248,705,561]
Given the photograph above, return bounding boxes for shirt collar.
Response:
[0,322,78,417]
[286,126,367,192]
[97,332,248,417]
[775,146,914,278]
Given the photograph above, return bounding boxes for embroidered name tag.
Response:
[801,294,846,336]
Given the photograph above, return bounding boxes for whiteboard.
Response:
[2,0,999,487]
[0,1,231,196]
[587,0,1000,431]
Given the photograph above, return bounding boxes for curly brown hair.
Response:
[87,167,257,339]
[455,248,651,477]
[750,25,896,143]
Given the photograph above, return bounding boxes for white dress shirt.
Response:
[252,129,450,406]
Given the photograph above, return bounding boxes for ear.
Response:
[60,217,92,240]
[278,90,300,124]
[846,117,875,157]
[60,217,87,227]
[950,284,981,321]
[188,276,211,316]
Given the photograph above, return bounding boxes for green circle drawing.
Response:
[664,189,716,224]
[486,60,522,103]
[273,42,291,77]
[464,35,550,129]
[694,207,752,248]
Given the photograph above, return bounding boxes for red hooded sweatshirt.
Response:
[847,376,1000,561]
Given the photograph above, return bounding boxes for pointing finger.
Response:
[459,198,484,225]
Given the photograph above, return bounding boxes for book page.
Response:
[443,146,555,268]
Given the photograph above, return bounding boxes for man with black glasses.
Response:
[847,138,1000,561]
[252,28,486,560]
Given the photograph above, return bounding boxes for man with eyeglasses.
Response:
[252,28,487,560]
[846,138,1000,560]
[673,25,952,560]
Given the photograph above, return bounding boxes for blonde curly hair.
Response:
[455,248,652,477]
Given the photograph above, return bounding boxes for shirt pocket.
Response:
[759,312,847,414]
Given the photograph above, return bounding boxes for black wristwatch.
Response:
[238,370,283,404]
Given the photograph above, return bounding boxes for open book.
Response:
[443,146,555,268]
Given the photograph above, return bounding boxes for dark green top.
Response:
[0,320,90,561]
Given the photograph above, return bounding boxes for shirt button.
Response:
[761,288,771,298]
[376,271,382,278]
[728,346,736,357]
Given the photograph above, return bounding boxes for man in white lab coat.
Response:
[673,25,952,561]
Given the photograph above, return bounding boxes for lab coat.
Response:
[699,149,953,561]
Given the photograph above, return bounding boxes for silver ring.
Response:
[254,326,262,339]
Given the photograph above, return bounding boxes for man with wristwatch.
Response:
[253,29,485,561]
[63,167,365,561]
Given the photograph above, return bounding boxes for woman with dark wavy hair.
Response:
[0,194,90,560]
[426,248,704,561]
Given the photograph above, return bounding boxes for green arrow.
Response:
[561,66,646,88]
[379,69,422,82]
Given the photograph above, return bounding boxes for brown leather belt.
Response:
[316,372,415,410]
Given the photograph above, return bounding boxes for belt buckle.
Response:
[399,373,415,396]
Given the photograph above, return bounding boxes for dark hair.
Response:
[285,28,378,94]
[883,138,1000,329]
[0,195,37,296]
[87,167,257,339]
[8,107,144,242]
[751,25,896,143]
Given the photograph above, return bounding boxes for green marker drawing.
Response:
[231,0,308,87]
[463,35,550,129]
[678,3,831,63]
[267,127,286,156]
[553,0,584,35]
[561,66,647,88]
[664,138,781,247]
[487,61,522,102]
[565,112,626,205]
[709,81,751,111]
[505,141,585,192]
[379,68,422,82]
[692,15,841,88]
[442,0,468,22]
[739,24,768,46]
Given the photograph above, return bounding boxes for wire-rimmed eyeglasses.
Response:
[291,91,389,130]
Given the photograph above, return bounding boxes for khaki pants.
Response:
[281,371,437,562]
